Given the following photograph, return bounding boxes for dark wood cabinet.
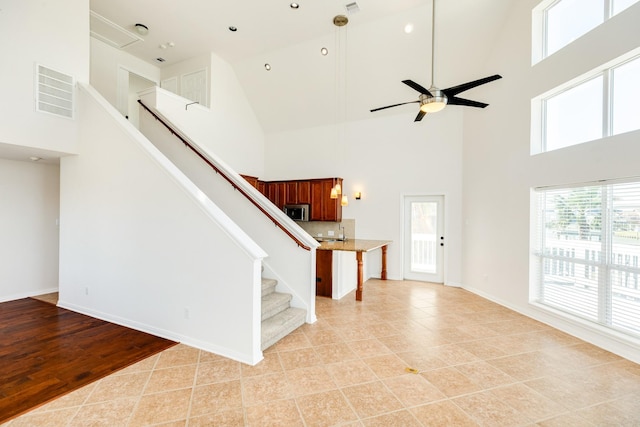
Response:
[316,250,332,297]
[240,175,341,220]
[310,178,342,222]
[297,181,311,204]
[266,181,286,209]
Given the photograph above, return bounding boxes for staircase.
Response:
[261,278,306,350]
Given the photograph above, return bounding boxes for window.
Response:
[532,179,640,339]
[533,53,640,154]
[533,0,639,62]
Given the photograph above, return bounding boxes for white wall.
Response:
[265,109,464,285]
[59,85,267,364]
[0,159,60,301]
[160,53,265,177]
[138,87,318,323]
[90,37,160,115]
[0,0,89,154]
[462,1,640,362]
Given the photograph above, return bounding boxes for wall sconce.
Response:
[341,195,348,206]
[354,191,362,200]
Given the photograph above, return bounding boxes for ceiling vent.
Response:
[345,2,360,14]
[36,65,74,119]
[90,11,142,49]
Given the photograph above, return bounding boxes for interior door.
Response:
[403,195,444,283]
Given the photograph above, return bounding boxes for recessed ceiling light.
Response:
[29,156,42,162]
[159,44,167,49]
[228,26,238,32]
[264,63,271,71]
[134,23,148,35]
[290,3,300,9]
[404,23,414,34]
[320,47,328,56]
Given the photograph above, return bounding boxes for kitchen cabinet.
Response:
[266,181,286,209]
[310,178,342,222]
[240,175,341,219]
[316,250,333,297]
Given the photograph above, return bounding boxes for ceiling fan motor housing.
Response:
[420,88,448,113]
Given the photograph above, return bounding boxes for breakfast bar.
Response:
[316,239,391,301]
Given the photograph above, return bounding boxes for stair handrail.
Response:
[138,99,313,251]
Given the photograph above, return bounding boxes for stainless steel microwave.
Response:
[283,204,309,222]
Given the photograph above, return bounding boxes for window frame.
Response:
[531,50,640,155]
[532,178,640,340]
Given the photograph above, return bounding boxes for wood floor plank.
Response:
[0,298,177,423]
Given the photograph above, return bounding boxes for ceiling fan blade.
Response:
[443,74,502,97]
[447,97,489,108]
[402,80,433,96]
[370,100,419,112]
[414,110,427,122]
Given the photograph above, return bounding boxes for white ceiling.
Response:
[90,0,514,133]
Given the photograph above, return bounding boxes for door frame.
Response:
[401,194,445,283]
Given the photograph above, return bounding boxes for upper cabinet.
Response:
[241,175,342,222]
[310,178,342,222]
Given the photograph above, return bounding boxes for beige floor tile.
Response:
[348,338,392,358]
[342,381,403,419]
[420,367,483,398]
[196,358,240,385]
[144,365,196,395]
[87,371,150,403]
[313,342,359,364]
[70,397,139,426]
[278,347,321,370]
[536,412,596,427]
[455,360,517,389]
[241,352,283,378]
[296,389,358,427]
[33,382,96,412]
[362,354,408,379]
[9,407,80,427]
[189,380,243,418]
[489,383,566,422]
[285,366,336,396]
[383,373,446,406]
[274,331,312,351]
[410,400,479,426]
[188,408,245,426]
[154,345,200,369]
[326,359,378,387]
[361,409,422,427]
[242,373,292,406]
[244,399,304,427]
[453,391,532,427]
[10,280,640,426]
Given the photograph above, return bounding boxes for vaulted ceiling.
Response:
[91,0,514,133]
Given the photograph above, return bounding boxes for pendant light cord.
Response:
[431,0,436,87]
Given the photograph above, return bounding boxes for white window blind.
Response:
[533,180,640,338]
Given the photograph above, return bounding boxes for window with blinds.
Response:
[533,180,640,339]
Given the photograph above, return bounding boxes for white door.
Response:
[181,69,208,107]
[403,195,444,283]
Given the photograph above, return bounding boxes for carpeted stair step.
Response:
[261,307,306,351]
[261,292,292,321]
[261,278,277,297]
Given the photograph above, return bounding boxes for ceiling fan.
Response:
[370,0,502,122]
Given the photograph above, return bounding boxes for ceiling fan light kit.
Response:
[370,0,502,122]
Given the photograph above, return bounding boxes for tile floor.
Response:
[5,279,640,426]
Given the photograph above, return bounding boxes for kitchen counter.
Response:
[316,239,391,301]
[316,239,391,253]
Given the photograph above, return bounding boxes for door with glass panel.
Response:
[403,196,444,283]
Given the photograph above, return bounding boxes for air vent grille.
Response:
[36,65,74,119]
